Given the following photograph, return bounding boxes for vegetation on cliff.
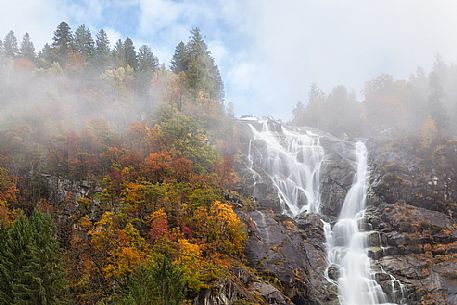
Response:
[0,22,245,304]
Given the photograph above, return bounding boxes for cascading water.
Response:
[246,120,406,304]
[325,141,399,305]
[248,120,325,216]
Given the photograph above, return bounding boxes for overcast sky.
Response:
[1,0,457,119]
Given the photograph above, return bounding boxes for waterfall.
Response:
[248,120,325,216]
[246,121,406,304]
[325,141,397,305]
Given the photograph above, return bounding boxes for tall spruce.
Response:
[124,37,138,70]
[74,24,95,60]
[138,45,158,73]
[113,39,125,67]
[3,31,19,58]
[173,28,224,102]
[0,212,67,305]
[20,33,36,61]
[170,41,189,73]
[51,21,74,64]
[428,58,449,132]
[39,43,53,65]
[95,29,111,68]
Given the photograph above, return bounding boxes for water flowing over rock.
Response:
[325,142,405,305]
[247,119,325,216]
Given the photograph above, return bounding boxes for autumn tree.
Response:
[420,115,438,148]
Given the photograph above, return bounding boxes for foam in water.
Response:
[248,120,325,216]
[246,122,406,304]
[325,141,402,305]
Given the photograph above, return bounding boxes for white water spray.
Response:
[248,120,325,216]
[325,141,400,305]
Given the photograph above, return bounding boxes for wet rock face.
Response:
[244,210,338,305]
[368,138,457,216]
[318,136,356,218]
[236,120,356,218]
[367,138,457,305]
[237,121,457,304]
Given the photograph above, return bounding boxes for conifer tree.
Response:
[74,24,95,60]
[3,31,19,58]
[51,21,74,64]
[121,258,186,305]
[113,39,125,66]
[170,41,189,73]
[124,37,138,70]
[138,45,158,73]
[0,212,67,305]
[95,29,111,68]
[38,43,53,65]
[20,33,36,61]
[428,56,449,132]
[172,28,224,102]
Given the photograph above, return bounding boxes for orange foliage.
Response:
[147,208,170,241]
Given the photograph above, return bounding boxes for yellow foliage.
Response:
[175,239,205,292]
[420,115,438,148]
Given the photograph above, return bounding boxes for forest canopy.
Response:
[0,22,242,305]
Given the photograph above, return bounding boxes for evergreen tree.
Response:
[138,45,158,73]
[0,39,3,57]
[428,70,448,132]
[51,21,74,64]
[0,212,67,305]
[74,24,95,60]
[38,43,53,65]
[113,39,125,66]
[124,37,138,70]
[20,33,36,61]
[170,41,189,73]
[3,31,19,58]
[183,28,224,101]
[121,258,186,305]
[95,29,111,68]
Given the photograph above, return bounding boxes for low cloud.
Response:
[2,0,457,119]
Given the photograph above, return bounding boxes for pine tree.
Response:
[38,43,53,65]
[170,41,189,73]
[113,39,125,67]
[428,56,449,132]
[180,28,224,102]
[51,21,74,64]
[3,31,19,58]
[0,212,67,305]
[124,37,138,70]
[20,33,36,61]
[121,258,186,305]
[138,45,158,73]
[95,29,111,68]
[74,24,95,60]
